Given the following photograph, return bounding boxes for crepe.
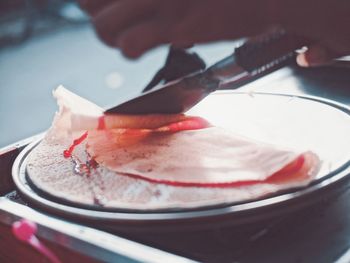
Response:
[87,127,310,186]
[26,86,319,210]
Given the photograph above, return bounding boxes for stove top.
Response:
[2,93,350,263]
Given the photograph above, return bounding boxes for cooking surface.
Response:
[14,93,350,215]
[1,12,350,263]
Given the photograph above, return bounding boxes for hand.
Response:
[269,0,350,67]
[79,0,350,67]
[78,0,269,57]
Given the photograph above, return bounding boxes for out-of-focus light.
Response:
[105,71,124,89]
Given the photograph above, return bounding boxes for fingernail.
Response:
[296,53,310,67]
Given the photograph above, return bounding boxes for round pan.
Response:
[12,92,350,231]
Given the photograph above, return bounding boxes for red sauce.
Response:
[121,155,306,188]
[63,132,88,158]
[156,116,211,132]
[97,116,106,130]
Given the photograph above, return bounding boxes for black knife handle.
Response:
[142,47,206,92]
[235,29,311,74]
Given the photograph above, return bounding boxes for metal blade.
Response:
[105,72,219,114]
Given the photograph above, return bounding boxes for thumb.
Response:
[296,44,338,67]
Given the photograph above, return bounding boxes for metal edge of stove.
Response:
[0,134,44,153]
[0,198,195,263]
[10,92,350,227]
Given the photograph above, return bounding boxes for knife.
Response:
[105,29,310,114]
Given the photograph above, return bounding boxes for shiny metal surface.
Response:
[12,92,350,228]
[0,198,193,263]
[105,71,220,114]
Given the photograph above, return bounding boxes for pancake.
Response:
[25,86,320,210]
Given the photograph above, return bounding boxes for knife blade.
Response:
[105,29,310,114]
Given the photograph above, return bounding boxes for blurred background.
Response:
[0,0,237,147]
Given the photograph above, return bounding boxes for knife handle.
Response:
[143,47,206,92]
[235,29,311,74]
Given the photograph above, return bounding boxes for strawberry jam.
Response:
[63,132,88,158]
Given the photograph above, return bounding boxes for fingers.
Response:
[83,0,269,58]
[173,0,267,45]
[117,20,192,58]
[117,20,168,58]
[93,0,157,47]
[116,1,191,57]
[78,0,112,16]
[81,0,350,61]
[296,44,340,67]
